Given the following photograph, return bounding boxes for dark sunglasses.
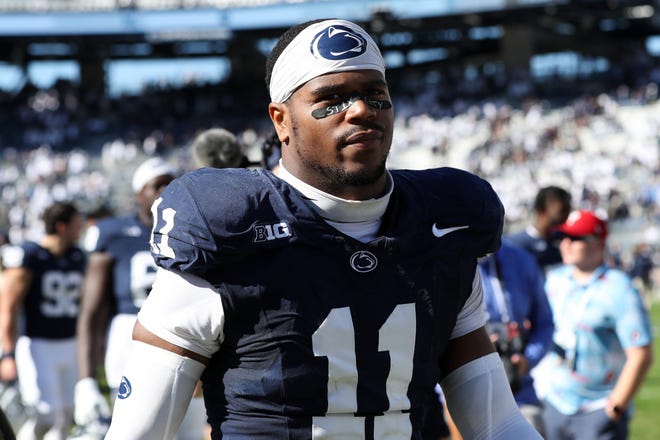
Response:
[562,234,600,243]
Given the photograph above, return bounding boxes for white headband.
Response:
[269,19,386,103]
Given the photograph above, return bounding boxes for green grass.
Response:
[629,300,660,440]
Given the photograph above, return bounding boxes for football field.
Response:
[629,299,660,440]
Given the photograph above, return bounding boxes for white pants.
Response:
[16,336,77,414]
[16,336,77,440]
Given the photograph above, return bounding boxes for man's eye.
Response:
[319,94,345,104]
[367,89,387,98]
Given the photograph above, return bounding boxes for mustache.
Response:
[336,123,385,145]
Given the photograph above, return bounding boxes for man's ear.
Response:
[268,102,289,145]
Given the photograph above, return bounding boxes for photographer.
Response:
[479,241,555,436]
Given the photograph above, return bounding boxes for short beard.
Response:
[289,113,389,191]
[301,154,388,189]
[291,129,388,192]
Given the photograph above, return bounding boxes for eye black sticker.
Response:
[312,95,392,119]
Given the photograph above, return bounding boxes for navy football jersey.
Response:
[2,241,86,339]
[87,215,155,314]
[150,167,503,439]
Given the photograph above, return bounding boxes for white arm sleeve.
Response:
[138,267,225,358]
[440,353,542,440]
[105,341,205,440]
[451,270,487,339]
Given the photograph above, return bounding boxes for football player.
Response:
[106,19,543,439]
[73,158,176,431]
[0,202,85,440]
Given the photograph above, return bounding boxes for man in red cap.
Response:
[541,210,654,440]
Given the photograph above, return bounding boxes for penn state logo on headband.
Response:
[310,25,367,61]
[269,19,385,103]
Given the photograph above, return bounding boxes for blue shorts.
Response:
[543,399,629,440]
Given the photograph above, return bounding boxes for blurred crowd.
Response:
[0,59,658,294]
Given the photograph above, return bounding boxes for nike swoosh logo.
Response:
[431,224,470,238]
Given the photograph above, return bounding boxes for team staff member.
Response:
[508,186,572,274]
[478,241,554,435]
[106,19,542,439]
[0,202,85,440]
[543,210,653,440]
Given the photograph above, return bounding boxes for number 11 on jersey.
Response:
[312,304,416,438]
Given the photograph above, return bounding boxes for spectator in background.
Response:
[0,202,85,440]
[543,210,653,440]
[478,241,554,436]
[629,242,654,308]
[508,186,572,274]
[190,127,250,170]
[73,157,178,437]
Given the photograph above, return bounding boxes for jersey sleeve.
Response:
[395,167,505,258]
[85,218,117,253]
[451,271,487,339]
[434,167,504,257]
[1,244,26,269]
[82,224,101,253]
[150,175,216,276]
[149,168,262,278]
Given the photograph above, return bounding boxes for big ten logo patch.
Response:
[254,222,292,242]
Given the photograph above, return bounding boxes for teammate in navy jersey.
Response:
[106,19,543,439]
[73,157,176,432]
[0,201,85,440]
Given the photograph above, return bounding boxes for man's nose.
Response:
[346,96,376,119]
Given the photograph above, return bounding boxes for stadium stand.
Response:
[0,0,657,293]
[1,71,658,246]
[0,0,309,12]
[0,9,657,440]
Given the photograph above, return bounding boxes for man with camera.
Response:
[479,240,555,436]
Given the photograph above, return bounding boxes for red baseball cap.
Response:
[556,210,608,239]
